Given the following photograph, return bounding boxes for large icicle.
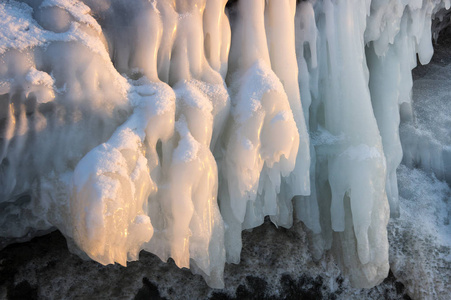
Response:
[294,0,322,235]
[264,0,311,229]
[219,0,301,263]
[300,0,390,287]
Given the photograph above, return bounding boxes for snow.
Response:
[0,0,450,294]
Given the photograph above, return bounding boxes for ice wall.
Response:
[298,0,450,287]
[366,0,451,217]
[0,0,449,290]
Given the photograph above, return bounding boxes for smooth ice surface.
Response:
[0,0,449,291]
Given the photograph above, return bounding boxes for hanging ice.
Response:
[0,0,449,290]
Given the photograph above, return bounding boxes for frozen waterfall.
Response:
[0,0,449,290]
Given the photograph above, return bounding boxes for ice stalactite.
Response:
[71,80,174,267]
[395,1,451,187]
[1,0,450,290]
[300,0,390,288]
[219,0,304,263]
[294,0,451,288]
[294,0,322,237]
[365,0,451,217]
[0,1,130,240]
[265,0,311,226]
[74,0,231,287]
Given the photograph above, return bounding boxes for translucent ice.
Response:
[0,0,449,290]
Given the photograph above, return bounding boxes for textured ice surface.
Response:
[389,37,451,299]
[0,0,450,292]
[389,165,451,299]
[401,56,451,184]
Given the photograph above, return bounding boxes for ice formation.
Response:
[0,0,450,290]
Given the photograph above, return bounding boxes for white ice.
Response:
[0,0,450,290]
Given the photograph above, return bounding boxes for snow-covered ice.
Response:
[0,0,450,293]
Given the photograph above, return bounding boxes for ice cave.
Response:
[0,0,450,299]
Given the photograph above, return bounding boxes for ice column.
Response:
[135,0,229,288]
[298,0,390,288]
[294,0,322,234]
[219,0,302,263]
[265,0,311,229]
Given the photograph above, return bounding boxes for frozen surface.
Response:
[0,0,450,293]
[390,35,451,299]
[401,56,451,184]
[0,222,413,300]
[389,165,451,299]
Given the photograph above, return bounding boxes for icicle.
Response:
[1,0,449,290]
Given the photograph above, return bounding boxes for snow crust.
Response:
[0,0,449,291]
